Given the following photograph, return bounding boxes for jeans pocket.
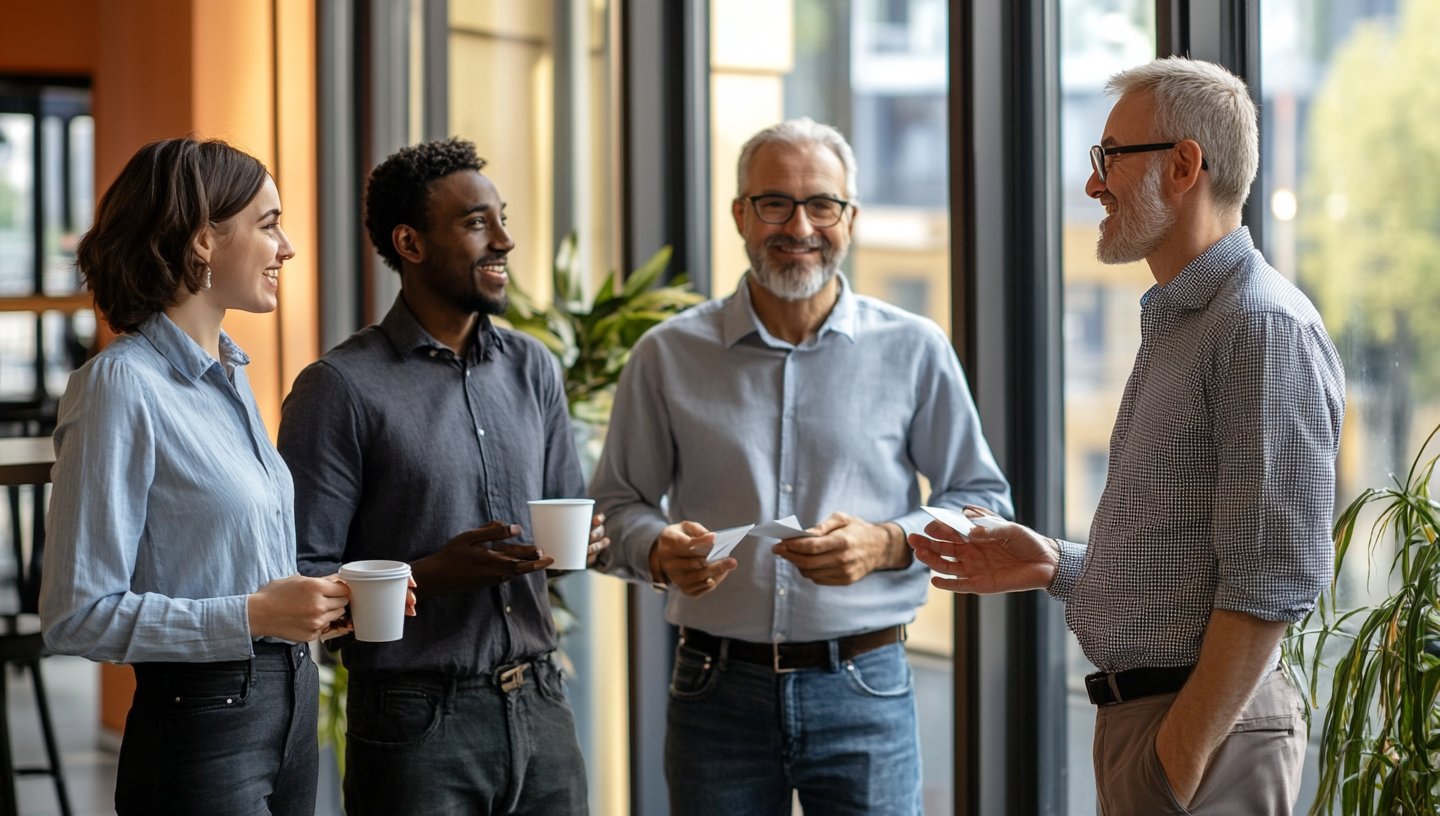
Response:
[537,658,569,704]
[348,686,443,747]
[669,645,719,700]
[842,645,914,698]
[163,666,250,714]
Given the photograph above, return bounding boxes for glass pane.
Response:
[0,114,35,296]
[448,4,625,814]
[42,115,80,295]
[1260,2,1433,811]
[1058,1,1154,813]
[0,312,37,399]
[712,1,952,811]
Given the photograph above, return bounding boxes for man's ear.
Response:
[1167,139,1206,198]
[392,224,425,265]
[732,198,747,235]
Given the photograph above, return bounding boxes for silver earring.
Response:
[202,266,212,290]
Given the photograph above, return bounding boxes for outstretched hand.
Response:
[908,508,1059,594]
[410,521,554,599]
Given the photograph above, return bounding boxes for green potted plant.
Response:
[1286,424,1440,815]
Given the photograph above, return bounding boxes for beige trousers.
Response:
[1093,670,1306,816]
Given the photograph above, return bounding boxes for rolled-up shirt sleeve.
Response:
[893,324,1012,538]
[1208,313,1343,622]
[590,334,673,584]
[41,359,253,663]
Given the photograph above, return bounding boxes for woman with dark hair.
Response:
[39,137,349,816]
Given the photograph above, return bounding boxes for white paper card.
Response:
[689,524,755,563]
[921,506,1006,537]
[921,505,976,537]
[750,515,816,539]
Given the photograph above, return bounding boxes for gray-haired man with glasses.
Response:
[591,117,1011,815]
[913,58,1344,815]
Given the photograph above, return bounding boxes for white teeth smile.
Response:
[263,270,279,282]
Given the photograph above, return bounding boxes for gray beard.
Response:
[1096,157,1175,265]
[746,235,848,301]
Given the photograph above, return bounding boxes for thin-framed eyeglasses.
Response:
[1089,143,1210,184]
[746,194,850,228]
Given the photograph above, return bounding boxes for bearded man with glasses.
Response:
[591,117,1011,815]
[913,58,1345,815]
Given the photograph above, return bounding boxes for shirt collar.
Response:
[379,293,504,361]
[1141,226,1254,312]
[136,312,246,383]
[720,273,858,349]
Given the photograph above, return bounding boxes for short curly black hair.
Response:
[364,137,487,271]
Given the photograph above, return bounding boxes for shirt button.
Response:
[429,350,437,358]
[478,428,486,437]
[505,605,512,613]
[466,370,471,377]
[778,588,787,596]
[781,484,793,494]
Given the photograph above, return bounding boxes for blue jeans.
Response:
[665,639,922,816]
[343,655,587,816]
[116,641,319,816]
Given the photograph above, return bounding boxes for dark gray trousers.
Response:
[116,641,319,816]
[1093,669,1306,816]
[343,655,588,816]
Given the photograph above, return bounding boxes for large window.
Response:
[1057,3,1154,812]
[446,4,628,815]
[1259,0,1437,809]
[710,1,953,811]
[0,80,95,416]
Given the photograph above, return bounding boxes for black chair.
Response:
[0,406,71,816]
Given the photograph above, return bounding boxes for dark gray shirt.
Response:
[279,296,584,677]
[1047,228,1346,673]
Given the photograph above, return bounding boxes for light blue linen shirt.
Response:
[592,275,1012,642]
[40,313,297,664]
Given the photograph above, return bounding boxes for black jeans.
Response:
[344,655,588,816]
[115,641,319,816]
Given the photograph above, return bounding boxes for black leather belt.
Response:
[680,626,903,673]
[1085,665,1195,705]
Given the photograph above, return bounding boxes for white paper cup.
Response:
[527,499,595,570]
[339,560,412,642]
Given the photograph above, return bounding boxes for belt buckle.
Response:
[772,643,798,674]
[500,663,528,692]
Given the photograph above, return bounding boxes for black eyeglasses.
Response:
[1089,143,1210,183]
[746,194,850,228]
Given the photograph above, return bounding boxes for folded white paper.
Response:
[921,505,1008,537]
[689,524,755,563]
[750,515,817,540]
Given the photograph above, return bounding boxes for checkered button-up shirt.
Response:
[1048,228,1345,673]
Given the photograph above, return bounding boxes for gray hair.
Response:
[1106,57,1258,216]
[735,117,859,203]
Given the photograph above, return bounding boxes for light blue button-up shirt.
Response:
[592,276,1012,642]
[41,313,296,664]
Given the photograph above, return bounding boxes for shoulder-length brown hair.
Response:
[78,138,269,333]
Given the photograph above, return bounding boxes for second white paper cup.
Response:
[339,559,412,642]
[527,499,595,570]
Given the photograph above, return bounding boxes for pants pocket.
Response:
[347,684,443,747]
[669,645,719,700]
[160,665,251,714]
[842,644,913,698]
